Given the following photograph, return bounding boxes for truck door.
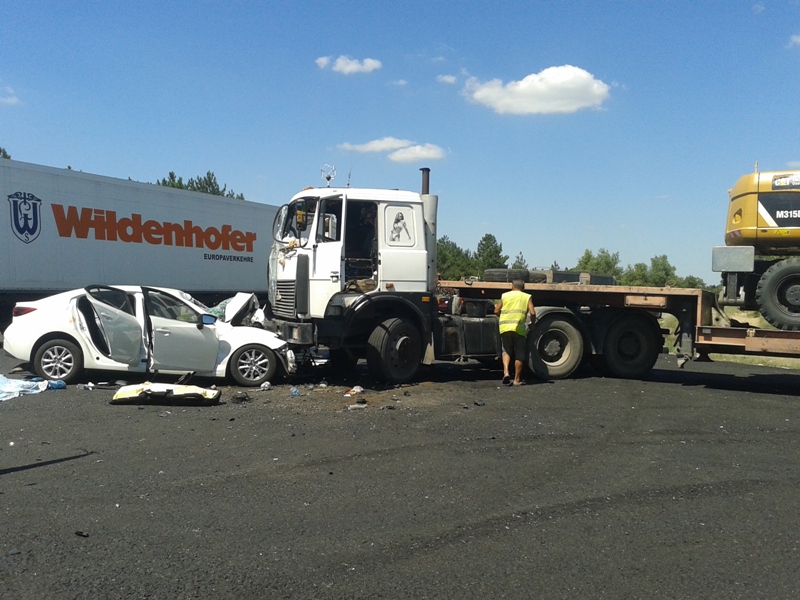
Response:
[84,286,145,367]
[308,195,345,316]
[142,288,218,372]
[377,203,428,292]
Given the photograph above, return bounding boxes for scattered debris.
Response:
[110,382,221,406]
[344,385,364,397]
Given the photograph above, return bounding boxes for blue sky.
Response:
[2,1,800,283]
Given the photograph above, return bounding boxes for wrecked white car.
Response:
[2,285,294,386]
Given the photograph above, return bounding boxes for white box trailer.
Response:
[1,159,278,323]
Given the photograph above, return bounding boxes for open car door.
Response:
[84,285,145,367]
[142,288,218,372]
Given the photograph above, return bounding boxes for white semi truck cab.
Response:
[267,168,442,382]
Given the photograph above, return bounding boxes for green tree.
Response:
[511,251,529,270]
[158,170,245,200]
[474,233,508,273]
[646,254,677,287]
[619,262,649,286]
[571,248,624,277]
[0,147,10,159]
[437,236,477,280]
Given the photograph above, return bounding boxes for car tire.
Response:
[34,339,83,383]
[229,344,278,386]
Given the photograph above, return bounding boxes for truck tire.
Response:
[483,268,530,283]
[526,315,584,379]
[229,344,278,386]
[755,258,800,330]
[34,338,83,383]
[601,314,661,378]
[366,317,422,383]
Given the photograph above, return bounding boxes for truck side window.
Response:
[345,201,377,258]
[316,198,342,242]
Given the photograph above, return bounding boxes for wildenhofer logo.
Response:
[8,192,42,244]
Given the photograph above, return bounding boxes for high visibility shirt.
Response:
[498,289,531,335]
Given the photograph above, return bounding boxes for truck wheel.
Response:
[34,339,83,383]
[755,258,800,330]
[483,268,530,283]
[366,318,422,383]
[527,315,584,379]
[602,314,661,378]
[229,344,277,386]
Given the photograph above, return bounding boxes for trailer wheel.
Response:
[229,344,277,386]
[602,314,661,378]
[366,317,422,383]
[527,315,584,379]
[755,258,800,330]
[34,338,83,383]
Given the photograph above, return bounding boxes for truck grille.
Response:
[273,281,296,319]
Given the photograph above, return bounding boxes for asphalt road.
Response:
[1,352,800,599]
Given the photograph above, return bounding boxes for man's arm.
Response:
[494,299,503,316]
[528,299,536,322]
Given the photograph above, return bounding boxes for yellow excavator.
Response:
[714,169,800,329]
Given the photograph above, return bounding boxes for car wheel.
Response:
[34,339,83,383]
[229,344,278,386]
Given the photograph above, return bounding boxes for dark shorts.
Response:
[500,331,527,360]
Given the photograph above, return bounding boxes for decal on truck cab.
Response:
[7,192,42,244]
[50,204,257,252]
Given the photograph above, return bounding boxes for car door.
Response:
[143,288,218,372]
[84,286,145,367]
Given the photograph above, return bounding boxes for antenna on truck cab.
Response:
[321,164,336,187]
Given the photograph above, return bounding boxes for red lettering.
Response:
[142,220,163,245]
[51,204,94,238]
[50,204,256,253]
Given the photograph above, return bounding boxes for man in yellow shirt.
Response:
[494,279,536,386]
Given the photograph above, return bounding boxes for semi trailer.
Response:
[266,168,800,383]
[0,159,279,324]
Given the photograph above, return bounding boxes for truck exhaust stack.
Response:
[420,167,430,195]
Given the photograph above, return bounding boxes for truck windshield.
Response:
[275,198,318,244]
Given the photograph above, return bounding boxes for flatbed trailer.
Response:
[440,279,800,376]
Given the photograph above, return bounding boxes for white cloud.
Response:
[463,65,610,115]
[787,161,800,169]
[437,74,457,85]
[390,79,408,86]
[752,3,765,14]
[314,55,382,75]
[388,144,446,163]
[339,137,414,153]
[338,137,445,162]
[0,85,19,105]
[788,35,800,48]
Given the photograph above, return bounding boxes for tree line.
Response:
[1,145,244,200]
[437,234,711,289]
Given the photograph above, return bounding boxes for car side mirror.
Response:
[199,314,217,329]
